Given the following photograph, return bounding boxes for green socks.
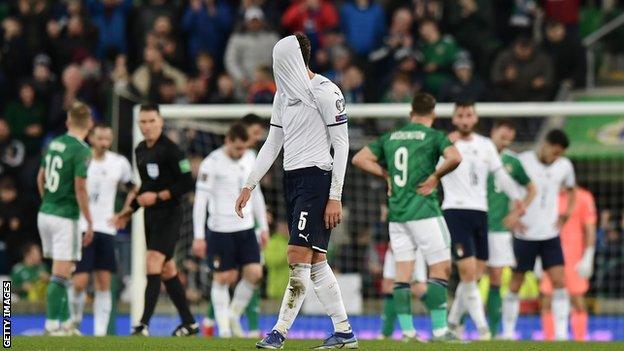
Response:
[393,282,415,335]
[207,301,215,320]
[487,285,502,335]
[421,279,449,336]
[381,294,397,337]
[245,287,261,331]
[46,276,68,321]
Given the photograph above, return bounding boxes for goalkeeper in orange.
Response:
[539,186,597,341]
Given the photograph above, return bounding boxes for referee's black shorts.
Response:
[283,166,332,253]
[144,206,182,260]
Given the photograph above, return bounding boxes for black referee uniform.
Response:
[134,134,194,260]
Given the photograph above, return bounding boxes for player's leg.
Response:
[230,229,263,336]
[162,259,198,335]
[380,250,397,339]
[138,249,166,329]
[541,293,555,341]
[486,232,515,336]
[570,295,588,341]
[92,232,117,337]
[541,236,569,341]
[69,272,89,327]
[413,217,452,340]
[93,270,112,336]
[211,268,238,338]
[501,236,537,339]
[245,285,261,338]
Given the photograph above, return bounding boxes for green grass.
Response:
[10,337,624,351]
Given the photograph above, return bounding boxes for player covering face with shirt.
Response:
[235,33,356,349]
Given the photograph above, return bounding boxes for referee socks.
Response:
[164,275,196,325]
[140,274,161,325]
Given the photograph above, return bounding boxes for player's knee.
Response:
[429,260,451,280]
[244,267,263,284]
[52,261,74,279]
[412,282,427,298]
[458,261,477,282]
[571,296,586,312]
[381,279,394,294]
[215,270,238,285]
[541,296,552,311]
[287,245,312,264]
[489,267,503,286]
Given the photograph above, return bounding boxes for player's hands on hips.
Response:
[324,199,342,229]
[83,224,94,247]
[192,238,206,259]
[137,191,158,207]
[503,210,526,234]
[417,175,439,196]
[235,187,252,218]
[109,211,130,229]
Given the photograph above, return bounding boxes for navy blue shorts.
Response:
[284,167,331,253]
[443,209,488,261]
[74,232,117,273]
[513,236,564,272]
[207,229,260,271]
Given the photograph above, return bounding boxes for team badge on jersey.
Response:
[146,163,159,179]
[335,98,346,113]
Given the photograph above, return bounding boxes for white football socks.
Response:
[93,290,112,336]
[311,261,351,333]
[502,291,519,339]
[552,288,570,340]
[230,279,255,318]
[68,288,86,325]
[211,281,231,337]
[273,263,311,336]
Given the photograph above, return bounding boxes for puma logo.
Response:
[298,233,310,242]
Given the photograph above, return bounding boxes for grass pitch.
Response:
[11,337,624,351]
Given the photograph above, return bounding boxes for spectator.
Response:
[491,37,554,101]
[281,0,339,50]
[156,77,178,104]
[31,54,57,106]
[323,45,352,84]
[182,0,234,65]
[179,76,209,104]
[542,20,585,92]
[264,220,290,301]
[418,19,460,95]
[79,57,106,117]
[14,0,48,62]
[224,7,278,94]
[209,74,238,104]
[3,81,45,156]
[47,65,86,135]
[47,15,97,68]
[438,56,486,102]
[247,65,276,104]
[0,177,29,268]
[381,73,414,103]
[412,0,444,23]
[131,0,177,60]
[0,120,25,179]
[86,0,133,58]
[131,45,187,102]
[340,0,386,57]
[1,17,29,92]
[10,243,49,302]
[195,52,217,98]
[508,0,537,38]
[314,28,345,73]
[542,0,580,38]
[341,66,365,103]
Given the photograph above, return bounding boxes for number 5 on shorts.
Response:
[298,211,309,231]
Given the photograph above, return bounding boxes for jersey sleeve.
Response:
[119,156,133,184]
[74,147,91,178]
[368,134,386,162]
[195,158,215,193]
[317,84,348,127]
[562,158,576,188]
[437,132,453,156]
[510,157,531,186]
[486,139,503,172]
[167,145,194,199]
[270,92,283,127]
[581,191,598,225]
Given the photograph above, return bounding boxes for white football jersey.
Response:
[271,73,347,172]
[518,151,576,240]
[441,134,503,211]
[196,148,265,233]
[80,151,133,235]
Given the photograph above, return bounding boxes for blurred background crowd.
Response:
[1,0,624,306]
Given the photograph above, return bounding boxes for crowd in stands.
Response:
[0,0,622,302]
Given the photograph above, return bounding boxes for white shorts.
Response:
[383,249,427,283]
[389,217,451,265]
[38,212,82,261]
[487,232,515,267]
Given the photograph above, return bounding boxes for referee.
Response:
[112,104,198,336]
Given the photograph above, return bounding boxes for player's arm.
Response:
[75,148,94,246]
[352,146,387,178]
[36,167,45,198]
[418,136,462,196]
[251,185,270,248]
[558,159,577,228]
[577,192,597,278]
[192,159,214,258]
[237,96,285,217]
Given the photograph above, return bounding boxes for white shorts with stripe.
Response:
[383,248,427,283]
[38,212,82,261]
[389,216,451,265]
[487,231,515,267]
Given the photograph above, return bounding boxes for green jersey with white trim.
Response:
[368,123,452,222]
[39,134,91,219]
[487,150,531,232]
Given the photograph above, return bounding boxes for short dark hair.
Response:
[90,122,111,135]
[454,100,475,110]
[226,123,249,142]
[492,119,516,130]
[140,103,160,114]
[295,32,311,67]
[411,93,436,116]
[545,129,570,148]
[241,113,264,127]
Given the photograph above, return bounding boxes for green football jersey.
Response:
[368,123,452,222]
[487,150,531,232]
[39,134,91,219]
